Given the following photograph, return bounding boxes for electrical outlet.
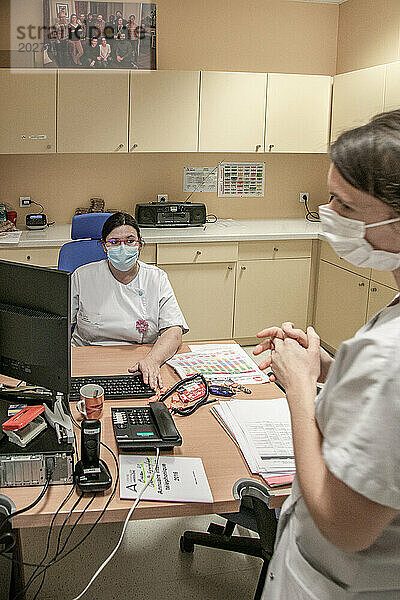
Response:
[19,196,31,207]
[157,194,168,203]
[299,192,309,203]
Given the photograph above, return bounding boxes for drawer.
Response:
[0,247,61,266]
[320,241,371,277]
[157,242,238,264]
[238,240,311,260]
[370,269,397,288]
[140,243,156,264]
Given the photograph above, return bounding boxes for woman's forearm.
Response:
[146,326,182,366]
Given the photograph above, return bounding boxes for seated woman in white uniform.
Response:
[255,110,400,599]
[71,212,188,389]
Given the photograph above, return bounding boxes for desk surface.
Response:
[1,342,291,528]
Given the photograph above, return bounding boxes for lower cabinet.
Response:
[159,262,236,342]
[314,260,369,351]
[234,258,311,339]
[0,247,61,267]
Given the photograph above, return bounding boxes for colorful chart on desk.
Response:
[167,348,269,384]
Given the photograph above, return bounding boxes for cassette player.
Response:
[135,202,206,228]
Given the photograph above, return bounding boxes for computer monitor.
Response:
[0,260,71,395]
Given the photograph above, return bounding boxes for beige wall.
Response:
[1,1,337,224]
[0,152,330,227]
[337,0,400,74]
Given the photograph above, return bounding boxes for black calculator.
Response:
[111,402,182,451]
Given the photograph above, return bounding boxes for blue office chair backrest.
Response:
[58,212,113,273]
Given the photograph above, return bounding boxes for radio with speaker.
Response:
[135,202,206,228]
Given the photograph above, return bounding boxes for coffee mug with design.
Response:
[77,384,104,419]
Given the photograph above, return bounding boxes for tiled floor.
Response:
[20,345,267,600]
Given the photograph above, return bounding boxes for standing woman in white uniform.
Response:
[71,212,188,389]
[254,110,400,599]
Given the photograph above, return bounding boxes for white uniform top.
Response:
[264,296,400,599]
[71,260,188,346]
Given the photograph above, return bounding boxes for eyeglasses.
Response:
[104,237,141,247]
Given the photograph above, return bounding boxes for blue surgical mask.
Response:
[107,244,139,272]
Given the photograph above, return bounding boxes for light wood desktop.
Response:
[0,342,291,531]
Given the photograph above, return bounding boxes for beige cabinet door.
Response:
[234,258,311,339]
[130,71,200,152]
[367,282,398,321]
[384,61,400,111]
[58,70,129,153]
[159,263,235,342]
[265,74,331,153]
[0,69,56,154]
[199,71,266,152]
[315,260,369,350]
[331,65,385,142]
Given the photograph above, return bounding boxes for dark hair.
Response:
[102,212,142,243]
[331,109,400,216]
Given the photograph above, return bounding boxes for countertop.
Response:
[0,219,323,248]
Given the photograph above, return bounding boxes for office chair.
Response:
[58,212,113,273]
[180,478,277,600]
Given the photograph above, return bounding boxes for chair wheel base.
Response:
[180,536,194,553]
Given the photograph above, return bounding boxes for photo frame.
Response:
[56,3,69,18]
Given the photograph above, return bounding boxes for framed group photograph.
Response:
[41,1,156,70]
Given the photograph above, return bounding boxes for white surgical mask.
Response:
[107,244,139,272]
[319,204,400,271]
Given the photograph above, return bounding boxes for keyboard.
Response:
[69,374,154,401]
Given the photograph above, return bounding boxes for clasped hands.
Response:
[253,322,326,391]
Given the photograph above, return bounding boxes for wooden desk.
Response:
[1,343,290,531]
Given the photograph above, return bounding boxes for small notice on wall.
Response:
[218,162,265,197]
[183,166,218,193]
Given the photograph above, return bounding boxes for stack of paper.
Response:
[211,398,296,479]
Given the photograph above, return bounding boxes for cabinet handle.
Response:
[47,144,52,149]
[26,255,31,261]
[196,250,202,255]
[268,144,275,152]
[273,247,279,252]
[115,143,124,151]
[358,282,365,287]
[255,144,261,152]
[227,265,233,271]
[130,144,138,151]
[371,287,377,292]
[241,266,247,271]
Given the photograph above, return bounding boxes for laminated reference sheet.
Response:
[119,455,213,503]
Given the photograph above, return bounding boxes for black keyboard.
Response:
[69,374,154,401]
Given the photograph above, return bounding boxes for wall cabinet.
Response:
[331,65,385,142]
[57,70,129,153]
[198,71,267,152]
[129,71,200,152]
[0,70,56,154]
[265,74,332,153]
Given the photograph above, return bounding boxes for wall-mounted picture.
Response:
[56,3,70,18]
[43,1,156,69]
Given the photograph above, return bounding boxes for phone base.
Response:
[74,459,112,493]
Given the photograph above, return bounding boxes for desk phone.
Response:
[112,402,182,451]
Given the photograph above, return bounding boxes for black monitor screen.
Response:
[0,260,71,395]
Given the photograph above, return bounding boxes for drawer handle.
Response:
[358,282,365,287]
[227,265,233,271]
[196,250,202,256]
[371,287,377,292]
[241,266,246,271]
[26,255,31,260]
[130,144,138,151]
[273,247,279,252]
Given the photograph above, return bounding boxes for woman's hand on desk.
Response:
[129,356,163,390]
[254,322,333,383]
